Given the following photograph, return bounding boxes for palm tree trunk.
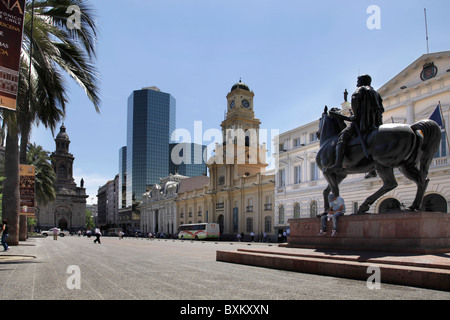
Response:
[3,129,20,246]
[19,119,30,165]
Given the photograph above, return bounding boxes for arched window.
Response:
[421,194,447,213]
[246,217,253,232]
[294,203,301,218]
[378,198,401,213]
[310,201,318,218]
[278,205,285,224]
[264,216,272,233]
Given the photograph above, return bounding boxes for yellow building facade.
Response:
[176,82,276,240]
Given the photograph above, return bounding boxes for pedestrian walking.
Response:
[52,227,59,240]
[1,220,9,251]
[93,227,102,244]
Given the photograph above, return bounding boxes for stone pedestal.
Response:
[286,212,450,254]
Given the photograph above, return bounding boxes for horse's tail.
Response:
[410,119,442,177]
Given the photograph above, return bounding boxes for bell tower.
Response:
[51,124,76,189]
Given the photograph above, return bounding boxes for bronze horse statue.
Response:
[316,106,441,214]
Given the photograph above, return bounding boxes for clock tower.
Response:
[208,81,268,190]
[205,81,274,238]
[223,80,261,152]
[226,80,255,118]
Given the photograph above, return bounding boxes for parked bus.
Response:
[178,223,220,240]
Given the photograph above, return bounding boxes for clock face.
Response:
[242,99,250,109]
[229,100,235,109]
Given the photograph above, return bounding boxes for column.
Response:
[406,102,415,124]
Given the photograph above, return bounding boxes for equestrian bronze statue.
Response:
[316,76,441,214]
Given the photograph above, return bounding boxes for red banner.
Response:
[0,0,26,111]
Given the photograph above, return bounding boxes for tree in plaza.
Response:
[26,143,56,206]
[2,0,100,245]
[85,208,95,229]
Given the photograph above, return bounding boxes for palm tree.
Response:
[19,0,101,162]
[26,143,56,205]
[3,0,100,245]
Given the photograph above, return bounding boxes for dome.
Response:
[231,80,250,92]
[56,124,69,140]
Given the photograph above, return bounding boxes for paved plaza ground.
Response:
[1,235,449,303]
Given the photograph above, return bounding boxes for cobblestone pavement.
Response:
[1,236,449,301]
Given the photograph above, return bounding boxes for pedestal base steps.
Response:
[216,212,450,291]
[286,212,450,254]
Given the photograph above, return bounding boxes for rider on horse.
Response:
[328,74,385,172]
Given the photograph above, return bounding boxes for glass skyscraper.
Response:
[126,86,176,206]
[169,143,207,177]
[118,146,127,209]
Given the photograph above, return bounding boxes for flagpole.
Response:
[424,8,429,54]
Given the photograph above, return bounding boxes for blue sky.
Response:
[30,0,450,204]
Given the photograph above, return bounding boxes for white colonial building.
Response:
[140,173,188,236]
[274,51,450,232]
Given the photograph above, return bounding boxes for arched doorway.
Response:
[421,194,447,213]
[217,214,224,235]
[54,206,71,230]
[154,209,159,233]
[379,198,401,213]
[58,218,68,230]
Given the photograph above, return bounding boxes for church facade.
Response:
[37,125,88,231]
